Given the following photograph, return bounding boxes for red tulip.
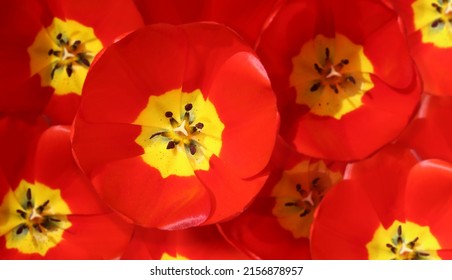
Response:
[393,0,452,96]
[71,23,279,230]
[0,126,133,259]
[0,0,143,124]
[219,139,345,259]
[311,144,452,259]
[257,0,421,160]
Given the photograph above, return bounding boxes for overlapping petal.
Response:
[121,225,250,260]
[397,94,452,162]
[133,0,283,47]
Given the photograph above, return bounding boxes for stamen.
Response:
[27,201,33,209]
[16,209,27,219]
[386,243,397,254]
[66,64,73,77]
[165,111,173,118]
[314,63,323,74]
[195,122,204,130]
[397,225,402,236]
[48,49,54,56]
[169,117,179,128]
[431,18,444,28]
[51,64,61,80]
[312,177,320,187]
[432,3,442,13]
[310,82,321,92]
[56,33,62,40]
[341,59,349,65]
[295,184,301,191]
[50,218,60,222]
[16,224,27,235]
[325,47,330,59]
[185,103,193,111]
[284,202,297,207]
[37,200,50,213]
[78,55,91,67]
[71,40,81,50]
[346,76,356,85]
[33,224,43,233]
[418,252,430,257]
[150,131,164,139]
[189,144,197,155]
[330,84,339,94]
[26,188,31,201]
[166,141,176,149]
[299,209,310,217]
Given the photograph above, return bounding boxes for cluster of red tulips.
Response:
[0,0,451,260]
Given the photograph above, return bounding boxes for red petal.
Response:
[405,160,452,251]
[310,180,381,259]
[34,126,107,214]
[71,117,143,175]
[345,144,418,227]
[208,52,278,178]
[284,74,420,160]
[91,156,211,229]
[398,95,452,162]
[196,156,269,225]
[122,225,250,260]
[0,115,48,186]
[219,197,311,260]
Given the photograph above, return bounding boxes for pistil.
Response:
[48,33,92,79]
[14,188,61,237]
[150,103,205,156]
[310,48,354,95]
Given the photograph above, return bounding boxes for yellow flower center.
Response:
[290,34,374,119]
[160,252,189,260]
[272,160,342,238]
[27,18,103,95]
[134,89,224,178]
[366,221,441,260]
[0,180,72,256]
[413,0,452,48]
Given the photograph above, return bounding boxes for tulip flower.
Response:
[393,0,452,96]
[311,144,452,259]
[0,126,133,259]
[257,0,421,160]
[71,23,279,229]
[219,139,344,259]
[0,0,143,123]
